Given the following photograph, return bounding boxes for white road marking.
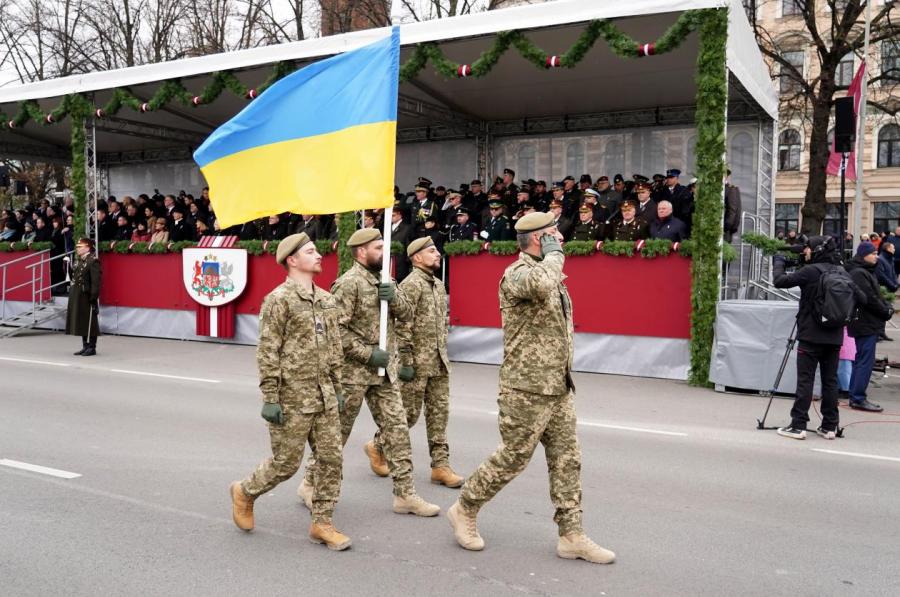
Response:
[0,356,70,367]
[811,449,900,464]
[0,459,81,479]
[486,409,688,437]
[110,369,221,384]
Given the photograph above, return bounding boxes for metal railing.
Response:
[1,249,74,323]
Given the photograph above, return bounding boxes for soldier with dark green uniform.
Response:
[606,200,649,242]
[299,228,440,517]
[571,205,604,241]
[481,200,514,242]
[229,233,351,551]
[447,212,616,565]
[66,238,101,356]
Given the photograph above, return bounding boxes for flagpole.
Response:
[377,205,393,377]
[852,0,872,248]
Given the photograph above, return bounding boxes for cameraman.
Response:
[772,236,858,440]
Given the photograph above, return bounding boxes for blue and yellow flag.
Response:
[194,28,400,227]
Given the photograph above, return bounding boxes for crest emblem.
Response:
[182,247,247,307]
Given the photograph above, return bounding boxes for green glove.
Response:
[336,392,346,413]
[261,402,283,425]
[398,365,415,381]
[367,348,390,368]
[540,234,563,257]
[377,282,396,302]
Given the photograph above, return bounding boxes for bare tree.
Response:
[746,0,900,234]
[396,0,525,21]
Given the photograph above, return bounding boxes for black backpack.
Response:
[813,265,857,328]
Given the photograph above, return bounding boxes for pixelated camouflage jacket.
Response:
[397,265,450,376]
[332,261,413,385]
[257,277,343,412]
[498,251,575,395]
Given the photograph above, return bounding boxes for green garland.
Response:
[687,8,728,387]
[438,238,736,262]
[0,241,53,252]
[741,231,792,256]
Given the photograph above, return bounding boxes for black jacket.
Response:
[845,257,894,337]
[170,219,195,242]
[773,254,855,346]
[649,216,688,242]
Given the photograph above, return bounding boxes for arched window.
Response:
[730,132,754,178]
[778,129,801,171]
[877,124,900,168]
[517,144,536,181]
[565,142,585,178]
[603,139,625,177]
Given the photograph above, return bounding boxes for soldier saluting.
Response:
[229,233,350,551]
[447,211,616,565]
[66,238,101,356]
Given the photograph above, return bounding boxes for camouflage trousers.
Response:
[306,380,416,497]
[241,402,342,524]
[459,388,583,536]
[376,374,451,468]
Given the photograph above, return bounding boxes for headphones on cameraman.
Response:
[808,235,836,255]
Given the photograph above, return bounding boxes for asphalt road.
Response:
[2,332,899,596]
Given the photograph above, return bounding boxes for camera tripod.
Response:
[756,320,845,437]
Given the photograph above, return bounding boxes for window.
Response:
[877,124,900,168]
[603,139,625,178]
[778,129,802,171]
[781,50,805,93]
[775,204,800,237]
[566,142,585,179]
[782,0,802,17]
[873,202,900,234]
[836,53,854,87]
[517,144,536,181]
[882,40,900,83]
[823,203,848,237]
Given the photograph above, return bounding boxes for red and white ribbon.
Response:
[637,43,656,57]
[457,64,472,78]
[545,55,562,68]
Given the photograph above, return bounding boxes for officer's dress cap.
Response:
[347,228,382,247]
[514,211,556,233]
[276,233,312,265]
[407,236,435,257]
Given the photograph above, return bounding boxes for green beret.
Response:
[514,211,555,233]
[275,233,312,265]
[347,228,382,247]
[407,236,435,257]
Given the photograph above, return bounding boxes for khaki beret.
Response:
[406,236,435,257]
[514,211,555,233]
[347,228,382,247]
[275,233,312,265]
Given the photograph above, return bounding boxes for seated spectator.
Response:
[1,219,20,241]
[150,218,169,244]
[607,200,649,241]
[196,220,214,238]
[34,217,53,242]
[571,205,604,241]
[131,220,152,243]
[21,222,36,242]
[649,200,688,242]
[263,214,288,240]
[170,207,195,241]
[114,214,134,241]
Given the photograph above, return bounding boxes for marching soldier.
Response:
[298,228,440,517]
[607,200,650,242]
[229,233,350,550]
[66,238,101,356]
[447,211,615,565]
[377,236,464,488]
[571,205,604,241]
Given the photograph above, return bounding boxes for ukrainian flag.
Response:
[194,27,400,227]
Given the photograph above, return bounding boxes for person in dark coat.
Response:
[607,200,649,241]
[845,242,894,412]
[661,169,693,234]
[95,208,116,242]
[549,200,574,241]
[170,207,195,242]
[480,201,514,242]
[723,170,742,242]
[633,182,657,224]
[66,238,101,356]
[114,214,134,241]
[649,201,688,242]
[448,208,478,242]
[571,205,604,241]
[772,236,866,438]
[390,205,416,282]
[875,241,898,293]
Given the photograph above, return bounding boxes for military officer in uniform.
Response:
[66,238,101,356]
[634,181,657,224]
[448,208,478,242]
[481,201,513,242]
[607,200,649,241]
[378,236,464,488]
[229,233,350,550]
[447,212,615,565]
[571,205,604,241]
[299,228,440,517]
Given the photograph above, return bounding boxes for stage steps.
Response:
[0,300,67,338]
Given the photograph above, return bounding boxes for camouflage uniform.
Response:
[378,265,452,468]
[304,261,418,496]
[459,250,584,536]
[240,277,344,524]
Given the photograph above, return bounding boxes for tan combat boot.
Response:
[229,481,254,531]
[296,478,314,511]
[557,533,616,564]
[393,493,440,517]
[431,466,464,488]
[363,440,389,477]
[309,522,352,551]
[447,501,484,551]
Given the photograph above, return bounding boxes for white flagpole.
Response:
[377,205,393,377]
[852,0,872,248]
